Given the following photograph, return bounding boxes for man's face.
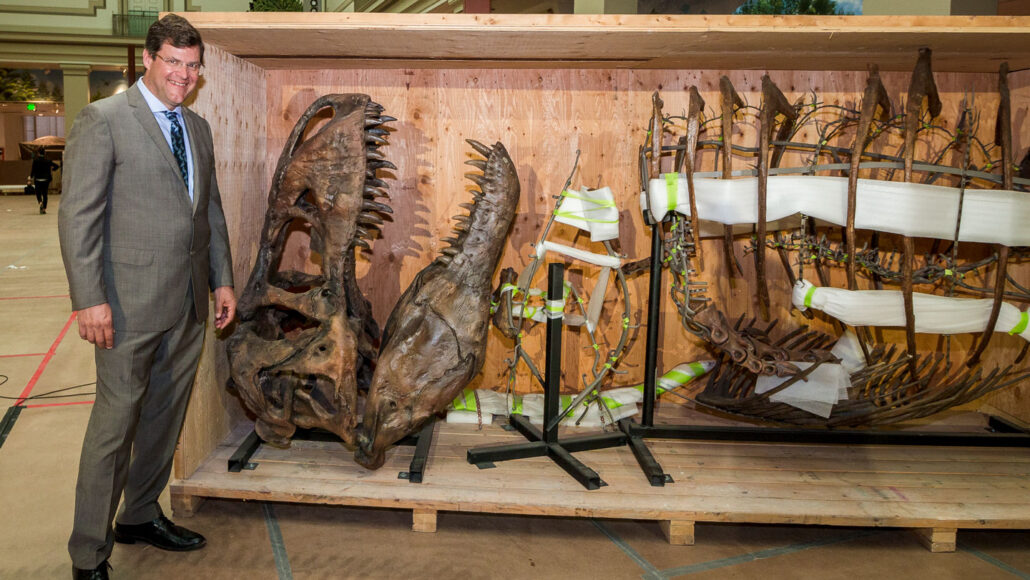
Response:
[142,42,201,110]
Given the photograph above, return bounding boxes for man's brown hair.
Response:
[145,14,204,64]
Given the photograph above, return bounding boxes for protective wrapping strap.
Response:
[647,175,1030,246]
[537,240,623,268]
[793,279,1030,342]
[585,267,611,333]
[446,360,715,426]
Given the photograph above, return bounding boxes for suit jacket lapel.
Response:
[127,85,192,205]
[183,109,202,215]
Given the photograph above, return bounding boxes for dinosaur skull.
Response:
[228,94,394,446]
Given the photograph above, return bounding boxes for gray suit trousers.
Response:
[68,291,204,569]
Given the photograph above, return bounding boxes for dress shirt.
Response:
[136,79,195,201]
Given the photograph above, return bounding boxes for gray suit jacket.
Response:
[59,83,233,332]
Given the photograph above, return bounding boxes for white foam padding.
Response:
[539,240,622,269]
[793,279,1030,342]
[646,174,1030,246]
[755,361,850,418]
[554,187,620,242]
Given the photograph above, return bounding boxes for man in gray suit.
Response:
[59,14,235,579]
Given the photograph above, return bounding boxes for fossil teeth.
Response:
[441,236,460,245]
[452,223,469,232]
[367,150,386,162]
[379,115,397,124]
[458,202,476,211]
[466,139,492,158]
[353,238,371,250]
[359,213,385,226]
[366,102,384,113]
[465,173,489,188]
[369,160,397,171]
[470,189,484,199]
[453,214,470,222]
[441,247,459,256]
[364,185,390,199]
[367,128,389,137]
[464,159,488,170]
[436,255,452,264]
[366,135,388,146]
[368,178,389,189]
[363,200,393,214]
[364,117,384,127]
[356,226,374,239]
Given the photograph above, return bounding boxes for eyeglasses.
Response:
[154,53,203,75]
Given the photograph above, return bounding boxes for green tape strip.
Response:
[665,172,678,213]
[664,369,690,384]
[804,285,817,308]
[688,362,705,376]
[554,210,619,224]
[1009,311,1028,336]
[562,191,616,208]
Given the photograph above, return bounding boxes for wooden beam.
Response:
[913,527,958,552]
[412,509,438,532]
[181,13,1030,72]
[661,520,695,545]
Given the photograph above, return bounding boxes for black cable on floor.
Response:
[0,375,97,401]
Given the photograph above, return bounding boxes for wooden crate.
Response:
[170,13,1030,545]
[171,408,1030,552]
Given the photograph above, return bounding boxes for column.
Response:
[60,63,92,136]
[573,0,636,13]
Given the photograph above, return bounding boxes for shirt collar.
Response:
[137,78,182,116]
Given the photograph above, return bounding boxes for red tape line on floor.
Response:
[22,400,93,409]
[0,353,46,358]
[14,312,77,407]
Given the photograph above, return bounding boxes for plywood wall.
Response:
[983,68,1030,423]
[255,65,1030,424]
[176,44,268,480]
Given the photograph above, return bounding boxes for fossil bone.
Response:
[355,140,520,469]
[227,94,393,447]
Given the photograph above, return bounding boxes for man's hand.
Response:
[77,303,114,349]
[213,286,237,330]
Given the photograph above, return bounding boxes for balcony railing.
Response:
[112,10,159,38]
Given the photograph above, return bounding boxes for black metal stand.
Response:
[466,263,628,490]
[228,419,438,483]
[621,214,1030,488]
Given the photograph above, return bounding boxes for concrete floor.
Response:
[1,192,1029,579]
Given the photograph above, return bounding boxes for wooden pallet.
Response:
[170,412,1030,552]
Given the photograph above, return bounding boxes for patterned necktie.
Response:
[162,110,188,185]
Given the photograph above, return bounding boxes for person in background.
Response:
[30,149,58,214]
[59,13,236,580]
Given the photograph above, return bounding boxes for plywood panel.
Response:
[171,414,1030,534]
[175,44,268,480]
[982,67,1030,424]
[182,13,1030,72]
[255,65,1030,427]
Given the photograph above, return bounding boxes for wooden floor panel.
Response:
[171,414,1030,541]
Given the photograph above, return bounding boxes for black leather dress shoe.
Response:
[113,515,206,551]
[72,560,110,579]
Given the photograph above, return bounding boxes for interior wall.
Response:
[248,64,1029,425]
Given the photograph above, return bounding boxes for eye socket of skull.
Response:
[252,305,321,342]
[269,218,326,293]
